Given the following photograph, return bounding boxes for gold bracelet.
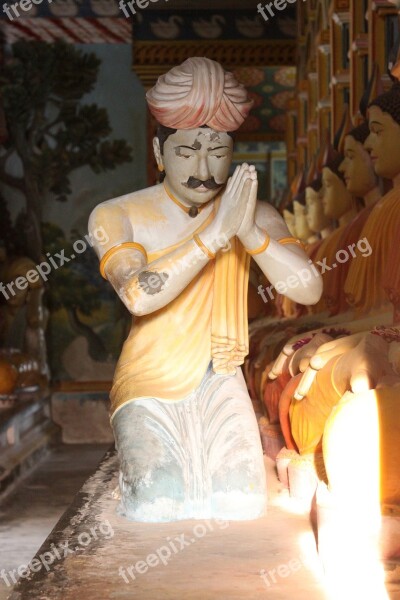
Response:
[245,230,270,256]
[100,242,147,280]
[278,236,305,250]
[193,234,216,260]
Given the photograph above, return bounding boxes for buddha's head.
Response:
[147,57,253,205]
[339,122,377,197]
[320,142,353,219]
[293,194,313,241]
[321,168,352,219]
[365,82,400,180]
[283,207,297,238]
[305,177,330,232]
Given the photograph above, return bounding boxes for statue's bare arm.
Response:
[89,165,255,316]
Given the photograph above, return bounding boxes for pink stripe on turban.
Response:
[146,57,253,132]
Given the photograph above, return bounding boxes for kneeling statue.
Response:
[89,57,322,522]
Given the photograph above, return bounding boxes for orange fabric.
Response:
[324,201,379,316]
[345,188,400,315]
[289,356,345,455]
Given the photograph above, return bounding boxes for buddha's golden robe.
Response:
[325,200,378,316]
[289,356,346,455]
[110,209,251,419]
[345,188,400,316]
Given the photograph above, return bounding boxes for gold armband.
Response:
[244,230,271,256]
[100,242,147,280]
[278,236,305,250]
[193,234,216,260]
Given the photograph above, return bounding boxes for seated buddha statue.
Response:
[309,138,359,316]
[323,121,381,316]
[305,174,333,249]
[344,82,400,317]
[289,80,400,459]
[321,84,400,505]
[289,332,396,455]
[283,205,297,240]
[0,256,50,384]
[322,329,400,520]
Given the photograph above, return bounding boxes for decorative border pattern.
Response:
[132,40,297,88]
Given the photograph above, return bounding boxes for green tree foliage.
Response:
[0,40,132,262]
[42,222,109,362]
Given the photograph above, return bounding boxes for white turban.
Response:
[146,57,253,132]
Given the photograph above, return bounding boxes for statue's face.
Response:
[305,186,330,232]
[283,210,297,238]
[339,135,377,197]
[365,106,400,179]
[321,167,352,219]
[157,127,234,205]
[293,200,313,241]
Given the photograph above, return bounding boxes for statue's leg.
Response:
[112,364,266,522]
[112,397,188,522]
[199,366,267,520]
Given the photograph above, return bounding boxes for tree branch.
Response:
[28,105,46,146]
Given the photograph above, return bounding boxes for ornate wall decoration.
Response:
[133,40,297,89]
[1,17,131,44]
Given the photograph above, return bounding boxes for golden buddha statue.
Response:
[344,83,400,317]
[323,121,381,316]
[309,125,359,315]
[290,79,400,461]
[283,206,297,239]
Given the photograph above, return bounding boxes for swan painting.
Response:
[150,16,184,40]
[90,0,120,16]
[236,16,265,38]
[277,17,297,38]
[48,0,79,17]
[192,15,225,39]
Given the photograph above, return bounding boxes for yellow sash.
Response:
[110,199,250,418]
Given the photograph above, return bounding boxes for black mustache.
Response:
[186,177,223,190]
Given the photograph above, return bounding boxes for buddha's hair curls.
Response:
[348,121,370,144]
[369,81,400,125]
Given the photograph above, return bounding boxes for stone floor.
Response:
[0,444,109,600]
[1,445,399,600]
